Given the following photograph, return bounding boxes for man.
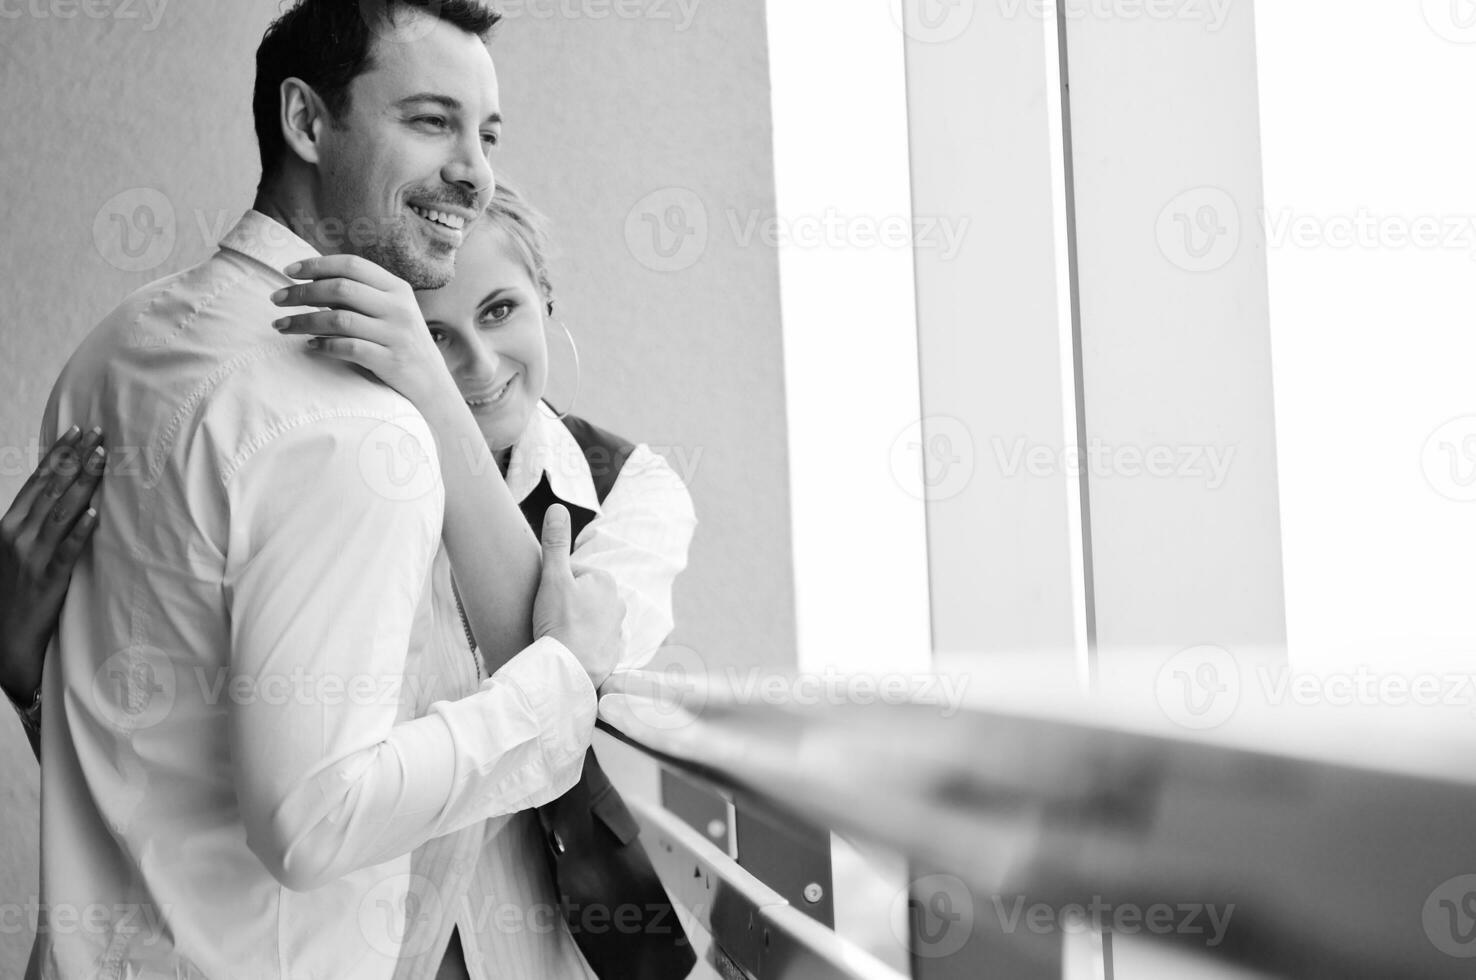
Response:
[31,3,618,977]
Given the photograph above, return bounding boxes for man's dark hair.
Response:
[252,0,501,188]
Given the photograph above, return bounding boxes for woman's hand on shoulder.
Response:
[0,426,104,701]
[271,254,460,412]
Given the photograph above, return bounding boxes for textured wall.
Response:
[0,3,791,973]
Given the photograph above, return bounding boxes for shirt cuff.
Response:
[492,635,598,785]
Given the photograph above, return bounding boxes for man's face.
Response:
[314,10,500,289]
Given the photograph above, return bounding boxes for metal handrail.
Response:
[627,794,905,980]
[599,667,1476,979]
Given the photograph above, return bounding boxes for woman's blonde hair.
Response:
[483,181,556,315]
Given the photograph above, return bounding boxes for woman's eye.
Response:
[480,131,500,148]
[481,302,515,323]
[428,328,450,347]
[415,116,449,131]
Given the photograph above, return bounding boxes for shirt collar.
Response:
[218,210,321,282]
[505,404,602,514]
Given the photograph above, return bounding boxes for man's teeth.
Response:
[410,205,466,230]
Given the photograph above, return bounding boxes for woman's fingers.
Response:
[281,254,403,293]
[304,336,390,374]
[271,277,393,320]
[273,308,390,344]
[3,426,83,530]
[13,428,102,539]
[34,443,105,553]
[45,505,99,580]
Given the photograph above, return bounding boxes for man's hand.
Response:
[0,426,104,702]
[532,505,623,689]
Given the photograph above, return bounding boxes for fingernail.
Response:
[87,426,102,439]
[270,288,289,304]
[305,337,321,349]
[283,262,302,277]
[272,317,287,330]
[546,507,567,527]
[63,424,80,440]
[91,446,106,460]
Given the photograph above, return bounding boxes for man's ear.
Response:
[278,78,330,168]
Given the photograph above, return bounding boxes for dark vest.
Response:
[524,414,696,980]
[517,414,636,543]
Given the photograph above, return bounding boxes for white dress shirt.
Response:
[394,405,698,980]
[31,212,597,980]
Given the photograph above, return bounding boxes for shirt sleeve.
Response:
[223,413,595,892]
[569,446,698,671]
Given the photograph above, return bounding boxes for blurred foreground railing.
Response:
[597,666,1476,980]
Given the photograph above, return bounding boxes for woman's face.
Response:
[416,221,549,452]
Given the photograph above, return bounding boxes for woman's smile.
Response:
[465,372,518,410]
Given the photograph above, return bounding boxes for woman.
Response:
[1,183,697,979]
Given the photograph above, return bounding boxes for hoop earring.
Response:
[543,318,582,421]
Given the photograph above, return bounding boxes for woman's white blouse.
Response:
[392,405,698,980]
